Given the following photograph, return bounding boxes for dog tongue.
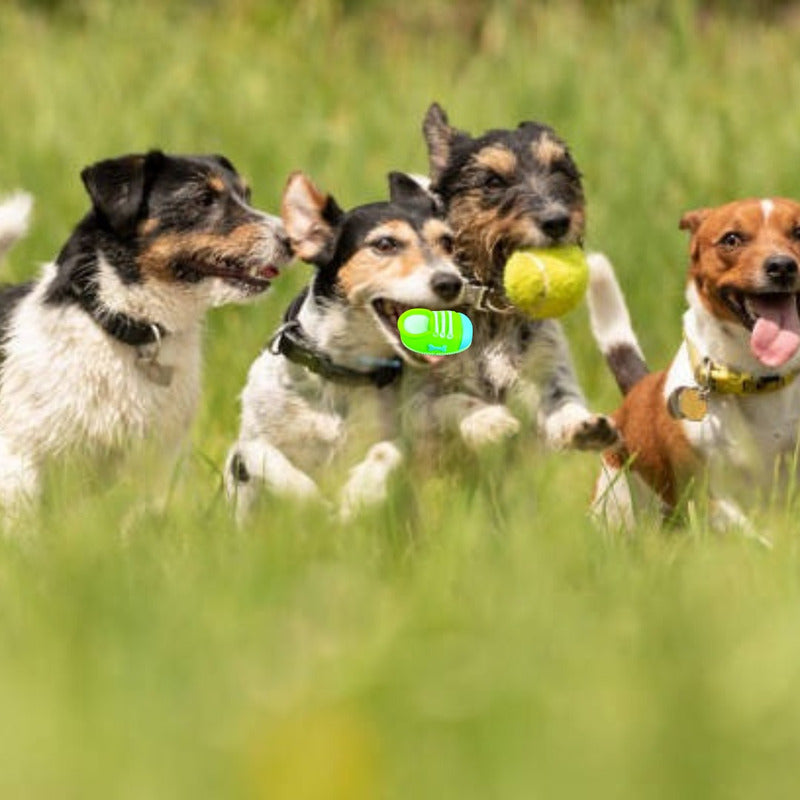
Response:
[749,295,800,367]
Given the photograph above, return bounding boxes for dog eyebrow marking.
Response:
[208,175,225,193]
[761,198,774,222]
[533,135,566,166]
[422,218,451,246]
[475,146,517,176]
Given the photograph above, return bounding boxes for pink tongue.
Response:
[749,295,800,367]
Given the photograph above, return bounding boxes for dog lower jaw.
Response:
[369,299,438,366]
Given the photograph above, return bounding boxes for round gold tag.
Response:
[667,386,707,421]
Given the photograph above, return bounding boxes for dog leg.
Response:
[338,440,403,521]
[225,439,323,522]
[534,319,618,451]
[418,392,520,450]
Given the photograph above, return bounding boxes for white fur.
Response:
[761,198,774,222]
[587,251,645,358]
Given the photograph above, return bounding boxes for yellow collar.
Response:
[685,336,800,396]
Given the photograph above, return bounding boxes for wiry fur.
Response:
[0,152,289,512]
[410,103,617,451]
[226,171,465,521]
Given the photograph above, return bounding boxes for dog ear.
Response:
[422,102,467,183]
[388,172,443,216]
[281,171,343,263]
[679,208,709,235]
[81,150,165,236]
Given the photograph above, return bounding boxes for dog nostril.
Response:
[540,213,571,240]
[765,254,799,282]
[431,272,463,301]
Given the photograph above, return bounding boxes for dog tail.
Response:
[0,192,32,263]
[586,251,648,396]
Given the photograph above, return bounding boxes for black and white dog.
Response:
[0,151,289,509]
[225,170,464,520]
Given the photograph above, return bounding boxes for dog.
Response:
[225,170,465,521]
[410,103,617,453]
[0,151,289,510]
[589,198,800,531]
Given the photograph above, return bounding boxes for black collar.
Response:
[65,278,167,347]
[270,296,403,389]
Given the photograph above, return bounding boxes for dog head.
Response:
[681,198,800,368]
[422,102,585,285]
[49,151,291,328]
[282,170,464,363]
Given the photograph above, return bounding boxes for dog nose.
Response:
[540,212,571,240]
[431,272,463,301]
[764,254,798,285]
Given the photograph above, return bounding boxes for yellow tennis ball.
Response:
[503,245,589,318]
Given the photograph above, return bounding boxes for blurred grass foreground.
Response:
[3,1,800,798]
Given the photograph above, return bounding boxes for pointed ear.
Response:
[679,208,710,234]
[388,171,441,215]
[281,172,343,263]
[81,150,165,236]
[422,102,464,183]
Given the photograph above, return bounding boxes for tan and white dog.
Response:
[589,198,800,531]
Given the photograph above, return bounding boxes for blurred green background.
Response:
[3,1,800,797]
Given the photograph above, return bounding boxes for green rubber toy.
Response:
[397,308,473,356]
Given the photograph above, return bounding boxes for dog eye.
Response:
[370,236,401,255]
[719,231,744,248]
[484,172,507,190]
[439,234,455,254]
[791,225,800,241]
[201,187,218,207]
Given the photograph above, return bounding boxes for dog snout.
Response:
[764,254,798,286]
[431,271,463,302]
[539,211,571,241]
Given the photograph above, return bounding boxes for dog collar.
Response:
[269,320,403,389]
[64,279,173,386]
[65,278,167,347]
[462,280,515,314]
[685,336,800,395]
[668,335,800,421]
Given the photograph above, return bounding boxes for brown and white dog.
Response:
[589,198,800,531]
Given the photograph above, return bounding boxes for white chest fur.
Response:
[0,277,201,462]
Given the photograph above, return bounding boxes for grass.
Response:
[2,0,800,796]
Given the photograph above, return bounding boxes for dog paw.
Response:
[338,442,403,521]
[543,404,618,451]
[459,405,520,450]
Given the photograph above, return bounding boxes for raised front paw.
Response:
[459,404,520,450]
[542,403,619,451]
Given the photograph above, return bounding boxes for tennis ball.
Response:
[503,245,589,318]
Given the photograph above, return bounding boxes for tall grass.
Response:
[1,1,800,797]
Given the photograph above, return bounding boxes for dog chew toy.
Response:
[503,245,589,318]
[397,308,473,356]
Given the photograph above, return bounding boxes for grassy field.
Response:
[3,0,800,797]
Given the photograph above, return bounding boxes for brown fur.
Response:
[533,136,566,166]
[609,370,699,506]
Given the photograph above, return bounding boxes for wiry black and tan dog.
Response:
[0,151,289,509]
[409,103,616,452]
[225,170,465,521]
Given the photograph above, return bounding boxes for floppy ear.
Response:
[678,208,709,234]
[388,171,442,216]
[422,102,466,183]
[81,150,165,236]
[281,171,343,263]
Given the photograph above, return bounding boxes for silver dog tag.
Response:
[136,355,174,387]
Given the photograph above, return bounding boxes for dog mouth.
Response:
[721,288,800,367]
[192,260,281,293]
[370,298,443,365]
